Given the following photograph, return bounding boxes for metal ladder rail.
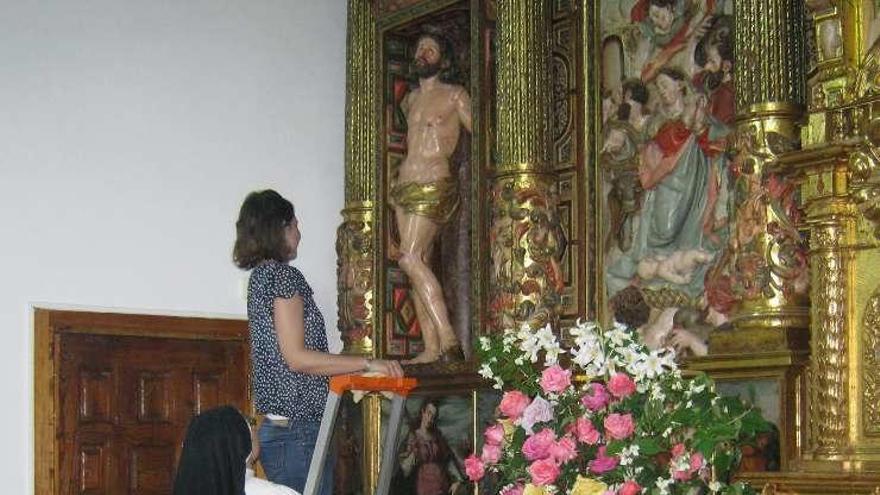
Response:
[303,375,417,495]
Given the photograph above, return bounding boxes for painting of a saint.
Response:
[391,397,469,495]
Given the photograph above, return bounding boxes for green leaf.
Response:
[635,437,662,455]
[605,440,625,455]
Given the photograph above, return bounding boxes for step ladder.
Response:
[303,375,418,495]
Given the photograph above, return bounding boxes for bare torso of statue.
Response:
[391,33,472,364]
[399,83,467,182]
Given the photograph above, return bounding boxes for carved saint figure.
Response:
[390,31,472,364]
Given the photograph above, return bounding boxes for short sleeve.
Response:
[269,264,312,300]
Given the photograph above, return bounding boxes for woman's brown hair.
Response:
[232,190,294,269]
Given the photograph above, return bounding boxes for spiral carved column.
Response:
[488,0,564,333]
[338,2,381,493]
[338,0,378,357]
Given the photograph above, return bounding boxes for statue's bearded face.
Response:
[413,36,446,78]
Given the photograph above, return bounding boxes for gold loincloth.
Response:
[390,177,460,223]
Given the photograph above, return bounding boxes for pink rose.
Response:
[522,427,556,461]
[619,480,642,495]
[690,452,705,472]
[671,443,686,457]
[604,413,635,440]
[484,423,505,446]
[550,435,578,463]
[672,467,692,481]
[571,416,600,445]
[540,364,572,394]
[499,390,531,419]
[581,383,611,411]
[520,395,554,434]
[607,373,637,398]
[588,446,619,474]
[500,484,525,495]
[464,454,485,481]
[481,443,502,464]
[528,458,561,486]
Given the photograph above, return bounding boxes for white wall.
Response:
[0,1,347,492]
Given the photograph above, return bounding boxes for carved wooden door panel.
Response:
[57,332,248,494]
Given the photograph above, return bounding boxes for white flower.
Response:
[514,356,525,366]
[670,452,691,472]
[479,336,491,351]
[655,476,673,495]
[638,350,671,379]
[519,336,542,363]
[650,383,666,402]
[535,324,557,347]
[606,325,631,347]
[543,342,564,366]
[619,444,640,466]
[571,342,603,369]
[478,364,494,379]
[709,481,724,493]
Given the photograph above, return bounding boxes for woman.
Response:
[397,401,464,495]
[233,189,403,495]
[173,405,297,495]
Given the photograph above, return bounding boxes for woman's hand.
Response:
[369,359,405,377]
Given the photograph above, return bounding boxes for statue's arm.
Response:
[455,87,473,133]
[401,90,414,117]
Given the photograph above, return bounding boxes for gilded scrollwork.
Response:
[336,208,374,353]
[849,143,880,240]
[488,176,564,332]
[863,286,880,436]
[730,116,810,308]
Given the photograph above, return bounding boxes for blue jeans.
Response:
[258,420,335,495]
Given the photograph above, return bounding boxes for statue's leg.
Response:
[395,208,459,361]
[407,292,441,364]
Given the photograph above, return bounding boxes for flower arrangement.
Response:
[464,321,771,495]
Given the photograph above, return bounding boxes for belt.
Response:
[264,416,290,427]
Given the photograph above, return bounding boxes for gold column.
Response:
[725,0,810,342]
[806,205,856,467]
[339,2,380,492]
[360,393,382,494]
[773,0,880,478]
[488,0,564,333]
[338,0,378,356]
[779,142,880,476]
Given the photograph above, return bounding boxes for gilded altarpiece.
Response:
[338,0,880,493]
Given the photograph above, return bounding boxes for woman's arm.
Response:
[274,296,403,376]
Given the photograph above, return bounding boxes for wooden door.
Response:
[35,310,249,495]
